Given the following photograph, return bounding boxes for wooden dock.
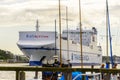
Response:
[0,66,120,80]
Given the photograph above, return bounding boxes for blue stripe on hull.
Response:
[29,61,42,66]
[29,61,100,66]
[72,63,101,66]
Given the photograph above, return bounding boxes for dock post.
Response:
[103,73,110,80]
[91,65,94,73]
[34,71,38,79]
[63,71,72,80]
[20,71,25,80]
[16,71,20,80]
[82,72,85,80]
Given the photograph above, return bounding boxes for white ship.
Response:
[17,20,102,66]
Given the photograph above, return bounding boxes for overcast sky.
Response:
[0,0,120,56]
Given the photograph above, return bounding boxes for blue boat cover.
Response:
[60,72,82,80]
[106,62,110,69]
[43,71,53,75]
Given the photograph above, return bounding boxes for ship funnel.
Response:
[36,20,39,31]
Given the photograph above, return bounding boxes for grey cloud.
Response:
[0,1,119,29]
[0,0,27,5]
[110,5,120,17]
[0,5,78,27]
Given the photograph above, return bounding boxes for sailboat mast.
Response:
[106,0,114,67]
[79,0,83,68]
[58,0,62,67]
[106,1,108,58]
[55,20,57,55]
[66,6,70,62]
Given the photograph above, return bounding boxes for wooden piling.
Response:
[34,71,38,79]
[63,71,72,80]
[91,65,94,74]
[82,72,85,80]
[16,71,20,80]
[103,73,110,80]
[20,71,25,80]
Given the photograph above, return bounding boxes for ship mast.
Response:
[36,20,39,31]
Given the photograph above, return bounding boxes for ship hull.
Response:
[21,48,56,66]
[19,44,102,66]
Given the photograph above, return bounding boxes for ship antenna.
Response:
[36,20,39,31]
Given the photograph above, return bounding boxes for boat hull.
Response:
[20,47,102,66]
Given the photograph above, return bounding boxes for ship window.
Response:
[62,37,67,40]
[41,47,44,49]
[92,36,95,42]
[83,32,86,34]
[56,36,58,39]
[63,31,67,34]
[91,45,93,49]
[72,41,76,44]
